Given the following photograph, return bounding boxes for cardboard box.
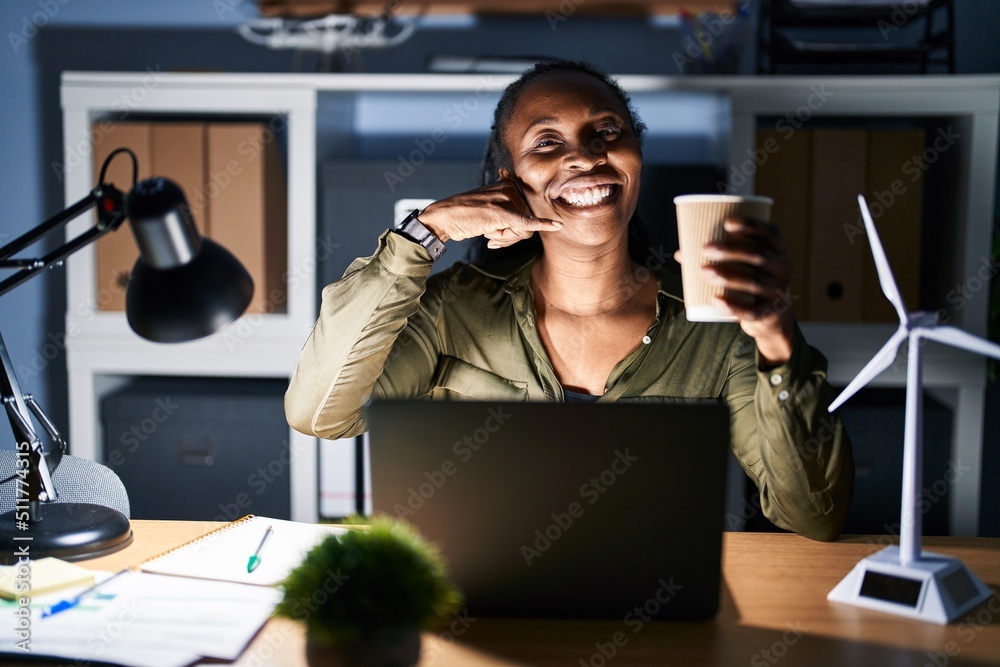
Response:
[206,123,288,315]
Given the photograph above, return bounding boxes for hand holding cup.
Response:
[674,194,795,364]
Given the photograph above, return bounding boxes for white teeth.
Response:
[560,185,613,207]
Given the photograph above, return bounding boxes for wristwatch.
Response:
[394,209,446,261]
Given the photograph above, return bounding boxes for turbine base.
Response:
[828,545,992,624]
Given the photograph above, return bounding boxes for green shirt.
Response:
[286,231,854,541]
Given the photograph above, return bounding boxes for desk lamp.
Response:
[826,195,993,623]
[0,148,253,562]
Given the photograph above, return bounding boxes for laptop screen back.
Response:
[368,400,730,620]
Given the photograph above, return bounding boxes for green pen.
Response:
[247,525,274,573]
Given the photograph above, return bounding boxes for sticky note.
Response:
[0,557,95,599]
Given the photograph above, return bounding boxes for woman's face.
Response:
[500,71,643,251]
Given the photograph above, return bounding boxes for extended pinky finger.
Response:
[484,228,527,249]
[487,227,532,242]
[486,238,520,249]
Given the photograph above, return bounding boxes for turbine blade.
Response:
[857,195,908,323]
[828,327,909,412]
[922,326,1000,361]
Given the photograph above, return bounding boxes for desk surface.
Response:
[25,521,1000,666]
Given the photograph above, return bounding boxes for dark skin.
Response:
[693,215,795,363]
[420,71,796,393]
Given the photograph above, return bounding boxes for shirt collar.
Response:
[468,252,685,303]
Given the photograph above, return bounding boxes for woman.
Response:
[286,61,853,541]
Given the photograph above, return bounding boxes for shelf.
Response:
[60,71,1000,533]
[61,73,319,523]
[802,323,987,388]
[256,0,736,17]
[66,324,311,377]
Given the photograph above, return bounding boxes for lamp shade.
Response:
[124,177,254,343]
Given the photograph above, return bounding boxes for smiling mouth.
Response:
[556,184,619,208]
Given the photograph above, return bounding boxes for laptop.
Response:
[368,400,730,620]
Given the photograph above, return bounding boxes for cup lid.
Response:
[673,194,773,205]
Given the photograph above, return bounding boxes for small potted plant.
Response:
[276,516,463,667]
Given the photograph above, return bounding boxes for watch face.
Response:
[408,219,430,240]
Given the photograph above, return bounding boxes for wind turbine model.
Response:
[826,195,994,623]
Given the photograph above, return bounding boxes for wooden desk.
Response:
[28,522,1000,666]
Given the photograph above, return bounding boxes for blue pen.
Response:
[41,568,130,619]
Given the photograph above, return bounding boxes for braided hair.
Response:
[471,60,651,266]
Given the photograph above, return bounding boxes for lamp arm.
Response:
[0,184,126,299]
[0,181,123,509]
[0,330,58,514]
[0,164,127,512]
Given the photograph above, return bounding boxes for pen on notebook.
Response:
[41,568,130,619]
[247,525,274,573]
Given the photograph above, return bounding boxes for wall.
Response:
[0,0,273,440]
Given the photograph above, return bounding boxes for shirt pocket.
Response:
[430,356,529,401]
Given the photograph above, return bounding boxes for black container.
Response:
[101,376,291,521]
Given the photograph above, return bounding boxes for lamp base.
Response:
[828,545,992,624]
[0,503,132,564]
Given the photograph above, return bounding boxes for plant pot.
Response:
[305,629,422,667]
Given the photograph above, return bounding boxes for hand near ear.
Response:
[418,175,562,250]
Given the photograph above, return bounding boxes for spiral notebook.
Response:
[140,515,347,586]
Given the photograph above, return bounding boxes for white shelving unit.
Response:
[60,74,320,521]
[61,72,999,533]
[723,76,1000,536]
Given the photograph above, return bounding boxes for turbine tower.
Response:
[826,195,994,623]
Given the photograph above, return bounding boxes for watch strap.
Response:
[394,209,446,261]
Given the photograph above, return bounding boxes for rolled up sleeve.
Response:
[726,325,855,541]
[285,231,437,440]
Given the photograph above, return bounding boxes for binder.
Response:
[92,121,287,315]
[151,122,209,235]
[93,122,152,312]
[807,129,868,321]
[863,129,924,321]
[206,123,288,316]
[754,128,812,319]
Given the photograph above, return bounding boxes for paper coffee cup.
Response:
[673,194,774,322]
